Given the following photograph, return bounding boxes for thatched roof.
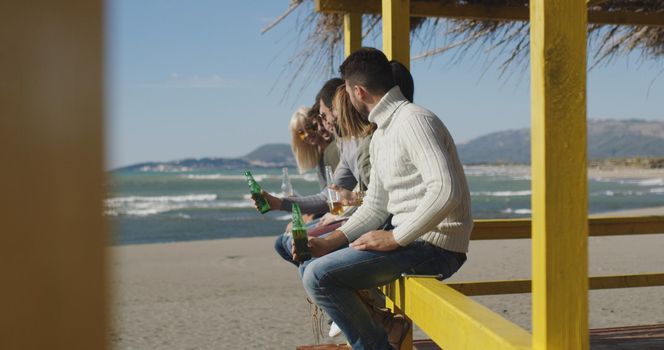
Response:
[263,0,664,88]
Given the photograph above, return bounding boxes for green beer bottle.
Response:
[291,203,311,263]
[244,170,270,214]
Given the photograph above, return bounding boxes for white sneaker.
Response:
[328,322,342,338]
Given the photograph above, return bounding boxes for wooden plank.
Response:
[367,326,664,350]
[445,273,664,296]
[296,345,350,349]
[343,13,362,57]
[298,339,446,350]
[0,1,107,349]
[590,324,664,350]
[315,0,664,26]
[385,278,532,350]
[381,0,410,68]
[471,216,664,240]
[530,0,589,347]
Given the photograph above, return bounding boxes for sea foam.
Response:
[471,190,532,197]
[105,194,253,216]
[180,173,319,182]
[501,208,532,215]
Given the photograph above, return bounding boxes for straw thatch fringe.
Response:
[264,0,663,89]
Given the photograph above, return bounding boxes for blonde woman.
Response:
[289,106,320,172]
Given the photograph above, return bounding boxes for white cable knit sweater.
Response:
[338,86,473,253]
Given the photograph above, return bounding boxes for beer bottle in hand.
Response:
[291,203,311,263]
[244,170,270,214]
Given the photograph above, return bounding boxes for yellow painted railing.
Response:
[448,273,664,296]
[385,278,532,350]
[384,217,664,349]
[472,216,664,240]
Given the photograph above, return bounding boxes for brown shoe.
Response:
[386,314,411,350]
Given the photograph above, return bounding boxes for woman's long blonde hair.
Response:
[289,106,320,174]
[333,85,375,139]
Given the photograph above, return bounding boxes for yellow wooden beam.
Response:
[343,13,362,57]
[446,273,664,296]
[381,0,410,68]
[385,278,532,350]
[315,0,664,26]
[470,216,664,240]
[449,279,532,296]
[530,0,589,347]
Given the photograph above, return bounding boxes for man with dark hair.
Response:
[311,79,342,192]
[317,77,345,136]
[316,77,345,112]
[294,47,472,349]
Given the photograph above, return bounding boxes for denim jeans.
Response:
[275,234,466,350]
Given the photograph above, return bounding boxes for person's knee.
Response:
[273,234,292,262]
[302,259,327,295]
[273,234,285,254]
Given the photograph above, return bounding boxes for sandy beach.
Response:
[110,214,664,349]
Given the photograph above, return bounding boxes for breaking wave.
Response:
[471,190,531,197]
[105,194,253,216]
[180,173,319,182]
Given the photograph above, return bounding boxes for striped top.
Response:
[338,86,473,253]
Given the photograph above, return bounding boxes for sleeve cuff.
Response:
[338,221,362,242]
[392,226,414,247]
[279,198,292,212]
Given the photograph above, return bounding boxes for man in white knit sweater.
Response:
[294,48,472,350]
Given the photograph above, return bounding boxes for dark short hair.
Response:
[316,78,344,109]
[307,101,320,119]
[390,60,414,103]
[339,47,395,95]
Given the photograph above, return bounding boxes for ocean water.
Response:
[106,166,664,245]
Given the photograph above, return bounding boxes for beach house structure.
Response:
[295,0,664,349]
[2,1,663,349]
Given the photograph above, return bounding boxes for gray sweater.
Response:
[281,138,362,214]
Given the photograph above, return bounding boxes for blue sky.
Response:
[107,0,664,169]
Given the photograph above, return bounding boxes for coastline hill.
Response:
[114,144,295,172]
[457,119,664,164]
[113,119,664,171]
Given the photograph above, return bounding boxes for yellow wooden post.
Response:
[344,13,362,57]
[0,1,107,349]
[381,0,410,68]
[530,0,588,348]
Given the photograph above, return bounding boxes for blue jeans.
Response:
[276,234,466,350]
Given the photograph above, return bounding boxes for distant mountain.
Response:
[457,129,531,165]
[114,144,294,172]
[114,119,664,171]
[243,143,295,167]
[458,119,664,164]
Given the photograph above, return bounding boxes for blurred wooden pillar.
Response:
[381,0,410,68]
[0,1,107,349]
[530,0,588,348]
[344,13,362,57]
